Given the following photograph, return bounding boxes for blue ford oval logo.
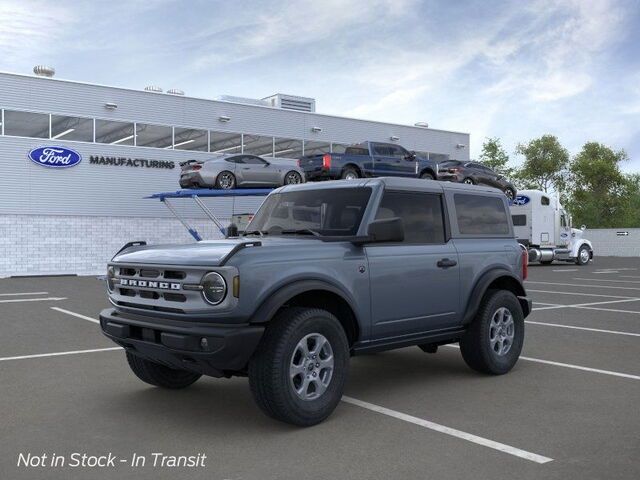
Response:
[512,195,530,206]
[28,146,82,168]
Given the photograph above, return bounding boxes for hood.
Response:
[112,236,323,266]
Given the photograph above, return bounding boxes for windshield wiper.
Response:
[280,229,321,237]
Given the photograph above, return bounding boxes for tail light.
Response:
[297,159,301,167]
[322,154,331,169]
[521,245,528,280]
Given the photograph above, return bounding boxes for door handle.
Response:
[437,258,457,268]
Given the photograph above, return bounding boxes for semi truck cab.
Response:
[510,190,593,265]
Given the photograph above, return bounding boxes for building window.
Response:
[173,127,208,151]
[331,143,349,154]
[209,131,242,154]
[135,123,173,149]
[51,115,93,142]
[4,110,49,138]
[274,137,303,158]
[243,134,274,156]
[95,119,135,145]
[303,140,330,156]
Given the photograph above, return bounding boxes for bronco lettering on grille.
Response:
[119,279,181,290]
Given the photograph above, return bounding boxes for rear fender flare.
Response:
[463,269,527,324]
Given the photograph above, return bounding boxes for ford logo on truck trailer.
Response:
[28,146,82,168]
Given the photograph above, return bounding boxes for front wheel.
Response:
[463,177,475,185]
[460,290,524,375]
[504,187,516,201]
[126,352,201,389]
[576,245,591,265]
[248,307,349,426]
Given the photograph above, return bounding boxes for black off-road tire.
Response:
[126,352,202,389]
[420,171,435,180]
[248,307,349,427]
[341,167,360,180]
[459,290,524,375]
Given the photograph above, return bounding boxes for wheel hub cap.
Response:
[290,333,334,401]
[489,307,515,356]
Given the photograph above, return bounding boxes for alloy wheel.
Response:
[489,307,515,356]
[286,172,302,184]
[289,333,334,401]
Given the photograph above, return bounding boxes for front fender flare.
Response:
[248,279,359,325]
[463,269,527,324]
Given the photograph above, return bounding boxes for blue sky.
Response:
[1,0,639,171]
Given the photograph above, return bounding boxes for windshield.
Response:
[246,188,372,237]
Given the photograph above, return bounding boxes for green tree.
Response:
[567,142,636,228]
[514,135,569,192]
[479,137,514,178]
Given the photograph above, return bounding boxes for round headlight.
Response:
[201,272,227,305]
[107,266,116,292]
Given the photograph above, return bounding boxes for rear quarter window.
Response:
[454,194,510,235]
[512,214,527,226]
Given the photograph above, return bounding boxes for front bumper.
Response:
[100,308,264,377]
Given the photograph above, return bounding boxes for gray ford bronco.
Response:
[100,177,531,426]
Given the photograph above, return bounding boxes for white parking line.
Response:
[51,307,99,324]
[444,345,640,381]
[532,298,640,311]
[341,396,553,464]
[552,269,578,272]
[0,297,67,304]
[574,306,640,315]
[0,292,49,296]
[573,278,640,284]
[0,347,122,362]
[525,321,640,337]
[526,281,640,291]
[620,275,640,279]
[527,289,638,299]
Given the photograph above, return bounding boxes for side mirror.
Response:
[366,217,404,243]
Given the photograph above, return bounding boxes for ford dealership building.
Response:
[0,69,470,277]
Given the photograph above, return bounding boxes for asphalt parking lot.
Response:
[1,257,639,480]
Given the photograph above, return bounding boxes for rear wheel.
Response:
[341,167,360,180]
[576,245,591,265]
[540,260,553,265]
[420,171,435,180]
[215,171,236,189]
[460,290,524,375]
[284,171,303,185]
[125,352,201,389]
[248,307,349,426]
[463,177,475,185]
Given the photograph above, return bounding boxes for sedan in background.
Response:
[438,160,517,200]
[179,154,305,189]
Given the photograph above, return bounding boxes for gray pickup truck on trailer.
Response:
[100,178,531,426]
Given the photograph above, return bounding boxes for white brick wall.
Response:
[0,214,226,277]
[586,228,640,258]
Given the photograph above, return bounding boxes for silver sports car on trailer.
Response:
[179,154,305,189]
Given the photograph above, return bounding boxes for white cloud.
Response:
[0,1,74,64]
